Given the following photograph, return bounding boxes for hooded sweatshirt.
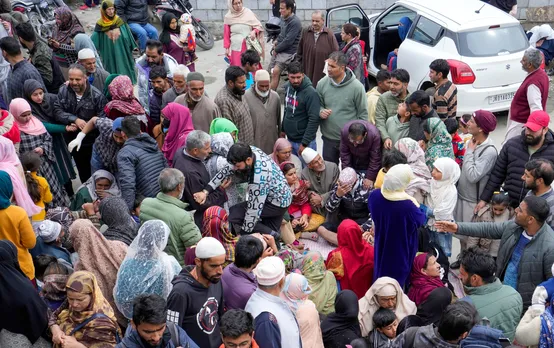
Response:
[395,324,459,348]
[282,75,321,145]
[166,266,224,348]
[316,69,368,141]
[117,133,168,209]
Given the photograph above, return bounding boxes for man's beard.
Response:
[234,165,252,182]
[190,94,203,102]
[201,266,221,284]
[232,86,245,96]
[71,84,85,94]
[525,134,543,146]
[525,180,538,191]
[148,59,161,67]
[153,87,164,94]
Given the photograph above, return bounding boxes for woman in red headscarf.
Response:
[160,103,194,166]
[407,252,447,305]
[104,75,145,120]
[326,219,374,299]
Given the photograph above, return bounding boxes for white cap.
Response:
[195,237,225,259]
[301,147,318,164]
[78,48,95,60]
[36,220,62,243]
[253,256,285,286]
[255,69,270,82]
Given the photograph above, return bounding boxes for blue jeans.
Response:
[290,140,317,167]
[90,145,105,174]
[128,23,159,51]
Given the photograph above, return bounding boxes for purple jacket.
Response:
[340,120,382,180]
[221,263,257,310]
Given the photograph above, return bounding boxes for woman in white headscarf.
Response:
[528,24,554,47]
[369,164,426,289]
[113,220,181,319]
[425,157,460,257]
[358,276,417,337]
[395,138,432,204]
[70,169,120,211]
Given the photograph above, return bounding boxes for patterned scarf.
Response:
[202,207,238,265]
[41,274,69,302]
[95,0,124,32]
[53,7,85,45]
[425,118,454,170]
[105,76,145,115]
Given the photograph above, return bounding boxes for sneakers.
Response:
[79,4,90,10]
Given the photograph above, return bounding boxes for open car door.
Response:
[326,4,373,63]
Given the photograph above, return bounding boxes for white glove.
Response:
[68,132,86,152]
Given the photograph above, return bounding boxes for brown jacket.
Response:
[296,26,339,88]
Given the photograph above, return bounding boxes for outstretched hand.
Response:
[434,221,458,233]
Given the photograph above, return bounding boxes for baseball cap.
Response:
[112,117,124,134]
[524,110,550,132]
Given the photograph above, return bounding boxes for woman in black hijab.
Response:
[99,196,138,245]
[321,290,362,348]
[0,240,50,346]
[23,79,77,197]
[415,286,452,326]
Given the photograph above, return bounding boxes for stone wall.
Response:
[191,0,395,23]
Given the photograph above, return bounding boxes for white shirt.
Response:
[527,84,543,113]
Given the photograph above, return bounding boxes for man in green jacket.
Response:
[436,195,554,310]
[140,168,201,266]
[458,247,522,341]
[317,51,367,164]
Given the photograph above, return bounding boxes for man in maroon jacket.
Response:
[339,120,382,190]
[504,47,549,143]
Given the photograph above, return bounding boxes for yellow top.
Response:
[30,172,52,221]
[0,205,36,279]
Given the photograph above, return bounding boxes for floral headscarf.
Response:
[280,273,311,312]
[202,206,238,266]
[105,76,145,116]
[301,251,337,315]
[53,7,85,45]
[424,118,454,170]
[57,271,120,346]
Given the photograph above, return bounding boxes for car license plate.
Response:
[489,92,515,104]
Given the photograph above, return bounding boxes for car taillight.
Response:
[447,59,476,85]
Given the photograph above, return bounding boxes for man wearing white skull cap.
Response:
[167,237,226,347]
[300,147,340,216]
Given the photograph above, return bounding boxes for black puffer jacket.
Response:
[480,130,554,206]
[115,0,149,24]
[117,133,168,209]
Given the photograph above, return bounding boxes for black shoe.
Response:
[450,261,461,269]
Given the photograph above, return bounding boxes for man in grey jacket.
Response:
[436,195,554,310]
[454,110,498,251]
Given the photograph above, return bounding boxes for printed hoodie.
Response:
[282,75,321,145]
[166,266,224,348]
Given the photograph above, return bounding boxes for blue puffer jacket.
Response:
[116,322,199,348]
[117,133,168,209]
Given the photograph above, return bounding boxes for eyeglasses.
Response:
[348,135,366,144]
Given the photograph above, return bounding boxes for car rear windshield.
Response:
[456,25,529,57]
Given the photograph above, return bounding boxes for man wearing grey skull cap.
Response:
[30,220,72,265]
[174,71,221,133]
[245,256,302,348]
[167,236,226,348]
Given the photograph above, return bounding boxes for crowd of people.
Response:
[2,0,554,347]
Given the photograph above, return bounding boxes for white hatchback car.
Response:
[326,0,530,115]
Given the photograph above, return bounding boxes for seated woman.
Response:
[70,169,119,210]
[280,273,325,348]
[326,219,374,299]
[317,168,371,245]
[11,98,69,207]
[209,118,239,141]
[160,102,194,166]
[0,240,50,348]
[271,138,302,174]
[99,196,138,246]
[30,220,72,265]
[69,219,128,327]
[321,290,362,348]
[114,220,181,319]
[407,253,449,306]
[39,258,73,311]
[24,79,77,197]
[515,276,554,347]
[301,251,337,315]
[92,0,138,84]
[50,271,121,347]
[358,277,417,337]
[384,17,412,71]
[394,138,431,204]
[202,206,239,267]
[281,161,324,234]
